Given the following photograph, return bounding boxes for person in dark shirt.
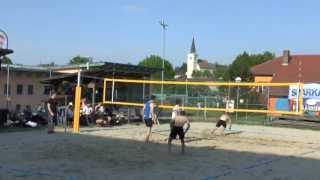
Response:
[47,92,57,133]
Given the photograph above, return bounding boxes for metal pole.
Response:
[142,79,145,102]
[185,78,188,105]
[159,20,168,105]
[236,85,239,121]
[64,95,67,133]
[6,64,10,109]
[92,83,95,108]
[77,70,81,86]
[111,79,115,102]
[266,86,270,124]
[161,26,165,105]
[204,96,207,121]
[295,84,299,113]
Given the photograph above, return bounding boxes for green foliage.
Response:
[214,63,228,81]
[175,62,187,76]
[69,56,93,65]
[138,55,175,80]
[1,56,12,64]
[192,70,214,79]
[226,51,275,82]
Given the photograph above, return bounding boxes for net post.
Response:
[73,86,81,133]
[204,96,207,121]
[103,79,107,103]
[299,83,304,115]
[111,78,115,102]
[73,70,82,133]
[266,86,270,124]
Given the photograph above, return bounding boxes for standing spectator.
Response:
[35,102,47,125]
[47,92,58,133]
[37,101,46,118]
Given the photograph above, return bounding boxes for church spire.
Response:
[190,37,196,54]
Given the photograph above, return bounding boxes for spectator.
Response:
[82,103,93,125]
[23,105,32,122]
[66,102,73,127]
[47,92,58,133]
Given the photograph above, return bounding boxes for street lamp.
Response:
[159,19,168,105]
[235,77,242,122]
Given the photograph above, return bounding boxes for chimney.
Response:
[282,50,290,66]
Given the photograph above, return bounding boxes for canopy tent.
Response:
[0,48,13,57]
[41,62,161,85]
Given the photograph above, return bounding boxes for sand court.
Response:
[1,122,320,180]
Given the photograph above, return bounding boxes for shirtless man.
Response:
[211,112,232,135]
[168,110,190,155]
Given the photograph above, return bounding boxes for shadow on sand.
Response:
[0,128,319,180]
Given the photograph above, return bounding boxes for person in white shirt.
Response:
[82,103,93,125]
[171,104,181,121]
[211,112,232,135]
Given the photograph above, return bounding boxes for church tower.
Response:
[186,37,198,78]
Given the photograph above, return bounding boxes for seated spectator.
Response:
[66,102,73,126]
[23,105,32,122]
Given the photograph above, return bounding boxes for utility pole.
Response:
[159,19,168,105]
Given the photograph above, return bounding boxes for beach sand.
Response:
[1,122,320,180]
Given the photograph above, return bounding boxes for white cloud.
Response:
[123,4,145,13]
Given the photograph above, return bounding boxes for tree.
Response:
[69,56,93,65]
[226,51,275,82]
[1,56,13,64]
[192,70,214,79]
[175,62,187,76]
[192,70,202,77]
[138,55,175,80]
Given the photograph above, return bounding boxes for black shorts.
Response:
[170,126,185,140]
[216,120,227,128]
[144,118,153,127]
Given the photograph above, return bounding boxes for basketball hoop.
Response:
[0,30,8,49]
[0,34,5,49]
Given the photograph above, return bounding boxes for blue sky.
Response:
[2,0,320,66]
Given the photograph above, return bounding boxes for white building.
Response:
[186,37,198,78]
[186,38,216,79]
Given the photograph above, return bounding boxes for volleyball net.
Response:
[103,78,304,116]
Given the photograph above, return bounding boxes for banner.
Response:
[288,83,320,99]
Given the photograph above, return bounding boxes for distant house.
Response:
[0,64,51,110]
[251,50,320,115]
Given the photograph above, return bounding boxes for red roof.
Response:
[198,59,215,69]
[251,54,320,96]
[252,55,320,82]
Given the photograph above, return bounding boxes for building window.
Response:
[17,84,23,95]
[3,84,11,95]
[44,86,50,95]
[28,85,34,95]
